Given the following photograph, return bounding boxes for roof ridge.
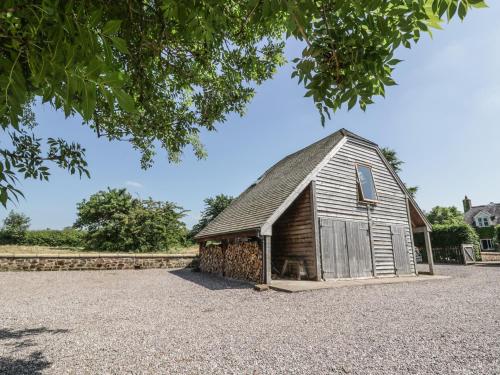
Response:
[471,203,500,209]
[194,128,387,240]
[249,129,344,184]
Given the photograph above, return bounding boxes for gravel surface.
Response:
[1,265,499,374]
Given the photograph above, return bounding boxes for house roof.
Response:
[195,128,429,240]
[464,203,500,225]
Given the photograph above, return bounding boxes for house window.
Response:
[481,239,494,250]
[477,217,490,227]
[356,164,378,202]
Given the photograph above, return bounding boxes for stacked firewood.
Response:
[199,244,223,275]
[224,242,263,283]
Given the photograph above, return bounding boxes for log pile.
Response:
[199,244,223,275]
[224,242,263,283]
[199,241,263,283]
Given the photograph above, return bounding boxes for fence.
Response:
[419,244,475,265]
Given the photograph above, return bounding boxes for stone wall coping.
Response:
[481,251,500,255]
[0,253,198,259]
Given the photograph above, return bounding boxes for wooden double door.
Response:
[319,218,373,278]
[319,218,412,278]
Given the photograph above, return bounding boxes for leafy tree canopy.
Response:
[74,188,188,251]
[0,0,487,205]
[426,206,465,225]
[2,210,30,232]
[380,147,418,198]
[191,194,234,237]
[380,147,404,173]
[2,210,30,240]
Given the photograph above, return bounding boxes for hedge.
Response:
[476,226,496,240]
[414,223,481,261]
[497,226,500,249]
[0,229,86,248]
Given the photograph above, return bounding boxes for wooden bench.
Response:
[280,257,309,280]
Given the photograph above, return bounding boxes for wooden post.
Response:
[263,236,272,284]
[424,227,435,275]
[310,181,322,281]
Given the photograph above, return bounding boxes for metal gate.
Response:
[320,218,373,279]
[391,225,411,275]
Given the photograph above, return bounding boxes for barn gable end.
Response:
[315,139,415,276]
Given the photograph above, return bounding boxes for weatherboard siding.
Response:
[315,140,415,275]
[271,186,317,279]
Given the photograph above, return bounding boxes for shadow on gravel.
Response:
[0,327,69,374]
[0,328,69,340]
[0,351,51,375]
[169,268,253,290]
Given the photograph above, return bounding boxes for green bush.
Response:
[495,225,500,251]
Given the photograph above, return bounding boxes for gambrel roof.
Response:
[195,129,430,240]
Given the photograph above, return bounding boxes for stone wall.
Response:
[481,252,500,262]
[0,254,197,272]
[199,242,263,283]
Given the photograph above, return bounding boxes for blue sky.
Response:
[2,4,499,229]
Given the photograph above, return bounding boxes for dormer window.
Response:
[356,164,378,203]
[477,216,490,227]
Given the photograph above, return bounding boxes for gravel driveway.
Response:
[1,265,499,374]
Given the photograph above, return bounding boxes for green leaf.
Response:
[457,1,467,19]
[387,59,402,66]
[103,20,122,35]
[110,37,128,53]
[114,88,136,112]
[82,82,97,121]
[347,95,357,110]
[447,1,458,20]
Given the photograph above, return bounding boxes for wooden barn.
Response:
[194,129,434,284]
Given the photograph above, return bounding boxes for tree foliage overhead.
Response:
[0,0,487,205]
[74,188,188,252]
[191,194,234,238]
[426,206,465,225]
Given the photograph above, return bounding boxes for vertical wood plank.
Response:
[334,221,350,278]
[391,225,411,275]
[319,218,334,278]
[346,221,372,278]
[366,206,377,277]
[271,188,316,279]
